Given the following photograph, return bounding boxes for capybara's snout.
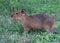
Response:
[11,12,20,20]
[11,14,15,18]
[11,14,16,20]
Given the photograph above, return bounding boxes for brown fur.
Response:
[11,9,56,34]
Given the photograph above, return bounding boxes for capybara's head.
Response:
[11,9,27,20]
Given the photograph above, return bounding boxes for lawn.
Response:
[0,0,60,43]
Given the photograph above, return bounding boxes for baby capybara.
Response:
[11,9,57,34]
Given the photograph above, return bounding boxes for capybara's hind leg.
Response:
[44,25,57,34]
[50,27,57,34]
[51,29,57,34]
[44,25,51,33]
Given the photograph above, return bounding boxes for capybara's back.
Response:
[11,9,57,34]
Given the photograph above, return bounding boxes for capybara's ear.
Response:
[21,9,26,13]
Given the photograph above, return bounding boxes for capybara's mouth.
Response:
[11,15,13,17]
[11,15,15,19]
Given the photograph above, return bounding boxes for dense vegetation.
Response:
[0,0,60,43]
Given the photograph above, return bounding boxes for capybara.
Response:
[11,9,57,34]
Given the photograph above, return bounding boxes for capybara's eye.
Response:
[16,13,18,14]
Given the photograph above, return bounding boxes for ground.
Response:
[0,0,60,43]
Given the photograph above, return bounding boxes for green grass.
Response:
[0,12,60,43]
[0,0,60,43]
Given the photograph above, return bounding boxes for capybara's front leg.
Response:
[24,26,29,34]
[22,26,30,36]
